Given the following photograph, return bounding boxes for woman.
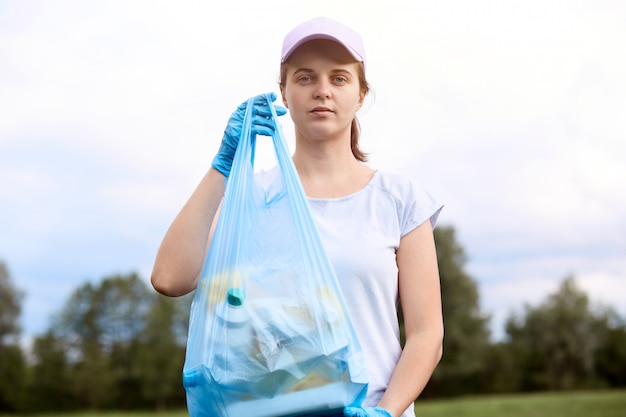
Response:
[152,17,444,417]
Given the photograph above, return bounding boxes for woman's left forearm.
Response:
[377,329,443,417]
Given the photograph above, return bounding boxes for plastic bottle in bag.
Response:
[213,287,256,370]
[216,287,250,328]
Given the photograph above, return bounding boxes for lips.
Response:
[310,106,333,115]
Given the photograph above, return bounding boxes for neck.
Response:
[292,138,374,198]
[292,137,357,178]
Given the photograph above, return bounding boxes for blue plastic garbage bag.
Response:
[183,94,368,417]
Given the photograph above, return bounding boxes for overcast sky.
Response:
[1,0,625,342]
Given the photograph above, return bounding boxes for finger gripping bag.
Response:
[183,94,368,417]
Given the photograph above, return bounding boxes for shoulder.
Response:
[370,170,425,201]
[371,170,443,232]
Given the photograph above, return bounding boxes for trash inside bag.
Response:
[182,94,368,417]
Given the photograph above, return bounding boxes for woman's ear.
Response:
[280,85,289,109]
[357,91,365,110]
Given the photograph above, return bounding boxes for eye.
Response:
[297,75,313,83]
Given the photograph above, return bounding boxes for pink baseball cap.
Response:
[281,17,366,69]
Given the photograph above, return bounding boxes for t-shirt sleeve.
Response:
[400,178,443,237]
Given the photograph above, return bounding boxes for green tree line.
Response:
[1,226,625,412]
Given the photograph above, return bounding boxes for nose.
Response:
[313,79,331,99]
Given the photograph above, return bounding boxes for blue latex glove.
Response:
[344,406,394,417]
[211,92,287,177]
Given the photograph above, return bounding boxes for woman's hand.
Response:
[344,406,394,417]
[211,92,287,177]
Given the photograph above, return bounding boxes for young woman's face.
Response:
[281,39,365,141]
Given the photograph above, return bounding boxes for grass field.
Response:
[3,389,625,417]
[413,389,626,417]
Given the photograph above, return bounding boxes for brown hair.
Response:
[279,61,370,162]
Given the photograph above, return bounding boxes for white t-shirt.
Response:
[306,170,442,417]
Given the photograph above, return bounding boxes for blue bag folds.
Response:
[183,94,368,417]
